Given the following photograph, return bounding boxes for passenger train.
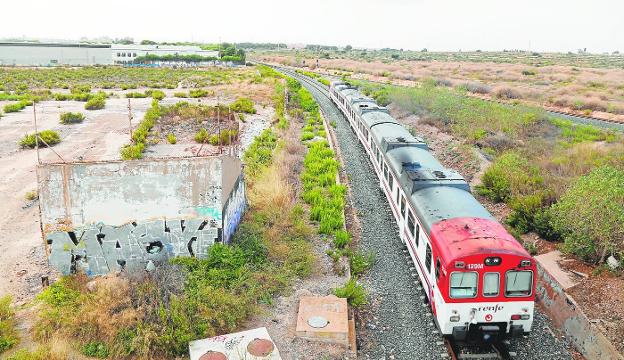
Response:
[329,81,536,342]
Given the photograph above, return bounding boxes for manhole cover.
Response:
[247,338,274,357]
[199,351,227,360]
[308,315,329,328]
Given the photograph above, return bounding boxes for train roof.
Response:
[431,217,530,266]
[361,110,395,128]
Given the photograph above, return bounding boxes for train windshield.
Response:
[449,272,478,298]
[505,271,533,297]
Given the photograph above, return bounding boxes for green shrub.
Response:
[174,92,188,98]
[4,100,31,113]
[147,89,165,100]
[506,193,547,234]
[243,129,278,177]
[477,152,543,202]
[229,97,256,114]
[59,112,85,124]
[20,130,61,148]
[0,296,18,354]
[189,89,208,98]
[167,133,177,144]
[194,128,210,143]
[350,252,375,276]
[125,91,147,98]
[120,143,144,160]
[334,278,367,307]
[333,230,351,249]
[301,131,315,141]
[81,341,109,358]
[85,95,106,110]
[549,166,624,263]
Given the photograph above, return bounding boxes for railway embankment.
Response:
[283,68,573,360]
[536,253,623,360]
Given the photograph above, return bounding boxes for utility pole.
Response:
[128,99,133,140]
[33,102,41,164]
[217,105,221,154]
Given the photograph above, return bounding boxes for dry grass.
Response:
[260,54,624,120]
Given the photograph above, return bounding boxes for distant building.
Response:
[0,42,220,66]
[0,42,112,66]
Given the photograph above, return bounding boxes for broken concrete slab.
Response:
[535,250,578,290]
[189,327,281,360]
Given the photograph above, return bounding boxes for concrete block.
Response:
[295,295,349,346]
[535,250,577,290]
[189,327,281,360]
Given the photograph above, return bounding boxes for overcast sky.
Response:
[1,0,621,53]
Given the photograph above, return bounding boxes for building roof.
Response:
[0,42,111,48]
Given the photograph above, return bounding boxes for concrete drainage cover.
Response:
[247,338,275,357]
[199,351,227,360]
[308,316,329,328]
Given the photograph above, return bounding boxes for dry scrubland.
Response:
[258,51,624,121]
[0,66,367,359]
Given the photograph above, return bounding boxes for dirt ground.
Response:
[0,91,271,305]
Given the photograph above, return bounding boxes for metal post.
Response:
[128,99,133,141]
[33,102,41,164]
[217,105,221,154]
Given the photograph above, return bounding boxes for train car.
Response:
[329,81,536,342]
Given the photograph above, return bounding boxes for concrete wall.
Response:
[536,264,623,360]
[38,156,245,276]
[0,43,112,66]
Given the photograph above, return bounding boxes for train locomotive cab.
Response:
[430,217,537,342]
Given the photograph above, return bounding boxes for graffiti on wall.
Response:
[222,178,247,244]
[47,218,219,276]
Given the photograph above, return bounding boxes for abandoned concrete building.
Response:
[38,155,246,276]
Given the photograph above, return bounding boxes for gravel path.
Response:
[285,70,575,360]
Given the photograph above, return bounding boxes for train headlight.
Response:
[511,314,531,321]
[450,315,460,322]
[484,257,502,266]
[520,260,532,267]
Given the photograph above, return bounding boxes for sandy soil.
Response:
[0,93,271,303]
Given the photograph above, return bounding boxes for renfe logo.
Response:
[476,304,504,313]
[485,314,493,322]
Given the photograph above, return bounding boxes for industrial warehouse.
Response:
[0,42,220,66]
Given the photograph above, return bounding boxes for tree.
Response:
[421,48,428,52]
[114,37,134,45]
[345,45,352,51]
[140,40,158,45]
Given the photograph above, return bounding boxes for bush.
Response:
[229,97,256,114]
[147,89,165,100]
[84,95,106,110]
[0,296,18,354]
[522,69,537,76]
[189,89,208,98]
[24,190,38,201]
[463,82,491,95]
[194,128,210,143]
[494,87,522,100]
[333,230,351,249]
[549,166,624,263]
[477,152,543,202]
[350,252,375,276]
[20,130,61,148]
[81,342,109,358]
[174,92,188,98]
[167,133,177,144]
[334,278,367,307]
[125,92,147,98]
[120,143,144,160]
[59,112,85,124]
[4,100,31,113]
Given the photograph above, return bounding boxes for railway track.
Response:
[274,65,624,131]
[445,338,515,360]
[274,67,573,360]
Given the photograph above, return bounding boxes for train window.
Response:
[505,271,533,297]
[449,272,478,298]
[425,244,432,272]
[435,258,441,280]
[383,164,388,182]
[408,212,415,237]
[483,273,500,297]
[396,188,400,205]
[388,175,394,191]
[400,196,406,217]
[415,224,420,246]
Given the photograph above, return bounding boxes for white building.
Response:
[111,44,219,64]
[0,42,220,66]
[0,42,112,66]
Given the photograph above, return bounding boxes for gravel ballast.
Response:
[285,70,574,360]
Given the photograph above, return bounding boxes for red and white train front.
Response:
[429,217,536,341]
